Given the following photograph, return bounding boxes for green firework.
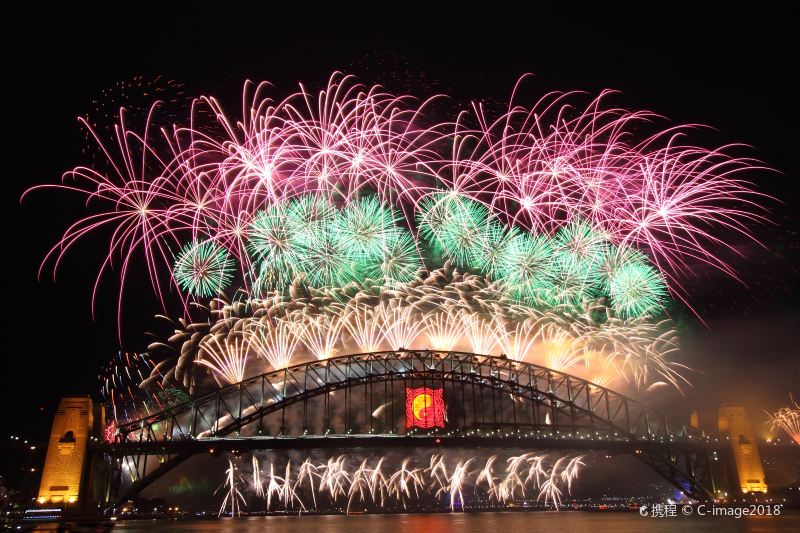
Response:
[496,233,555,303]
[551,219,608,293]
[247,204,304,289]
[609,261,668,318]
[417,192,455,249]
[541,260,594,310]
[372,229,423,286]
[420,194,489,268]
[467,221,518,277]
[300,229,356,288]
[285,195,336,247]
[417,192,484,252]
[332,196,399,260]
[553,219,608,268]
[599,244,650,293]
[173,240,235,298]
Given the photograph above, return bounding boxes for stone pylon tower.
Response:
[37,396,104,507]
[718,405,768,494]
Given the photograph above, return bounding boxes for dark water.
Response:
[112,511,800,532]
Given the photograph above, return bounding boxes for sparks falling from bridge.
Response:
[244,452,585,512]
[216,460,246,517]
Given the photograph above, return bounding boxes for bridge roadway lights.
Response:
[94,434,723,456]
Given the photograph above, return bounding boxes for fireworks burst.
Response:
[608,261,668,318]
[247,204,305,290]
[26,72,767,329]
[173,240,235,298]
[216,460,246,517]
[197,335,249,385]
[372,229,423,286]
[249,318,301,370]
[766,397,800,444]
[333,196,399,260]
[233,451,585,512]
[144,266,687,395]
[99,352,161,424]
[99,351,189,424]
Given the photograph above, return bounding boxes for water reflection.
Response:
[110,511,799,533]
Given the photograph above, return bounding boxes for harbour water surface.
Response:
[112,510,800,532]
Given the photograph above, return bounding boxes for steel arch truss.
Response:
[106,350,718,502]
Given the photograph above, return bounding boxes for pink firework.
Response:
[24,73,770,330]
[181,73,446,224]
[23,105,198,332]
[441,75,769,289]
[278,73,445,207]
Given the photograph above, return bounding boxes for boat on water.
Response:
[13,508,115,531]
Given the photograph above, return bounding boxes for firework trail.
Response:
[318,455,351,501]
[766,396,800,444]
[423,308,465,351]
[251,456,264,498]
[437,458,474,511]
[99,351,189,424]
[197,335,249,385]
[139,266,688,397]
[234,451,586,513]
[294,458,321,508]
[538,456,567,509]
[262,461,305,511]
[291,309,345,360]
[216,460,246,517]
[386,458,425,508]
[347,458,389,512]
[249,317,301,370]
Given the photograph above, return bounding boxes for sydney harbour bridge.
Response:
[78,349,730,507]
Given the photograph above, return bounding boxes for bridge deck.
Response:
[96,433,726,455]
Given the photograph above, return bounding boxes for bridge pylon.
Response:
[718,405,769,495]
[36,396,107,512]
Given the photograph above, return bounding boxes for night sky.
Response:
[5,5,798,445]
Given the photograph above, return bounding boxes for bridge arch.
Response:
[106,350,719,502]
